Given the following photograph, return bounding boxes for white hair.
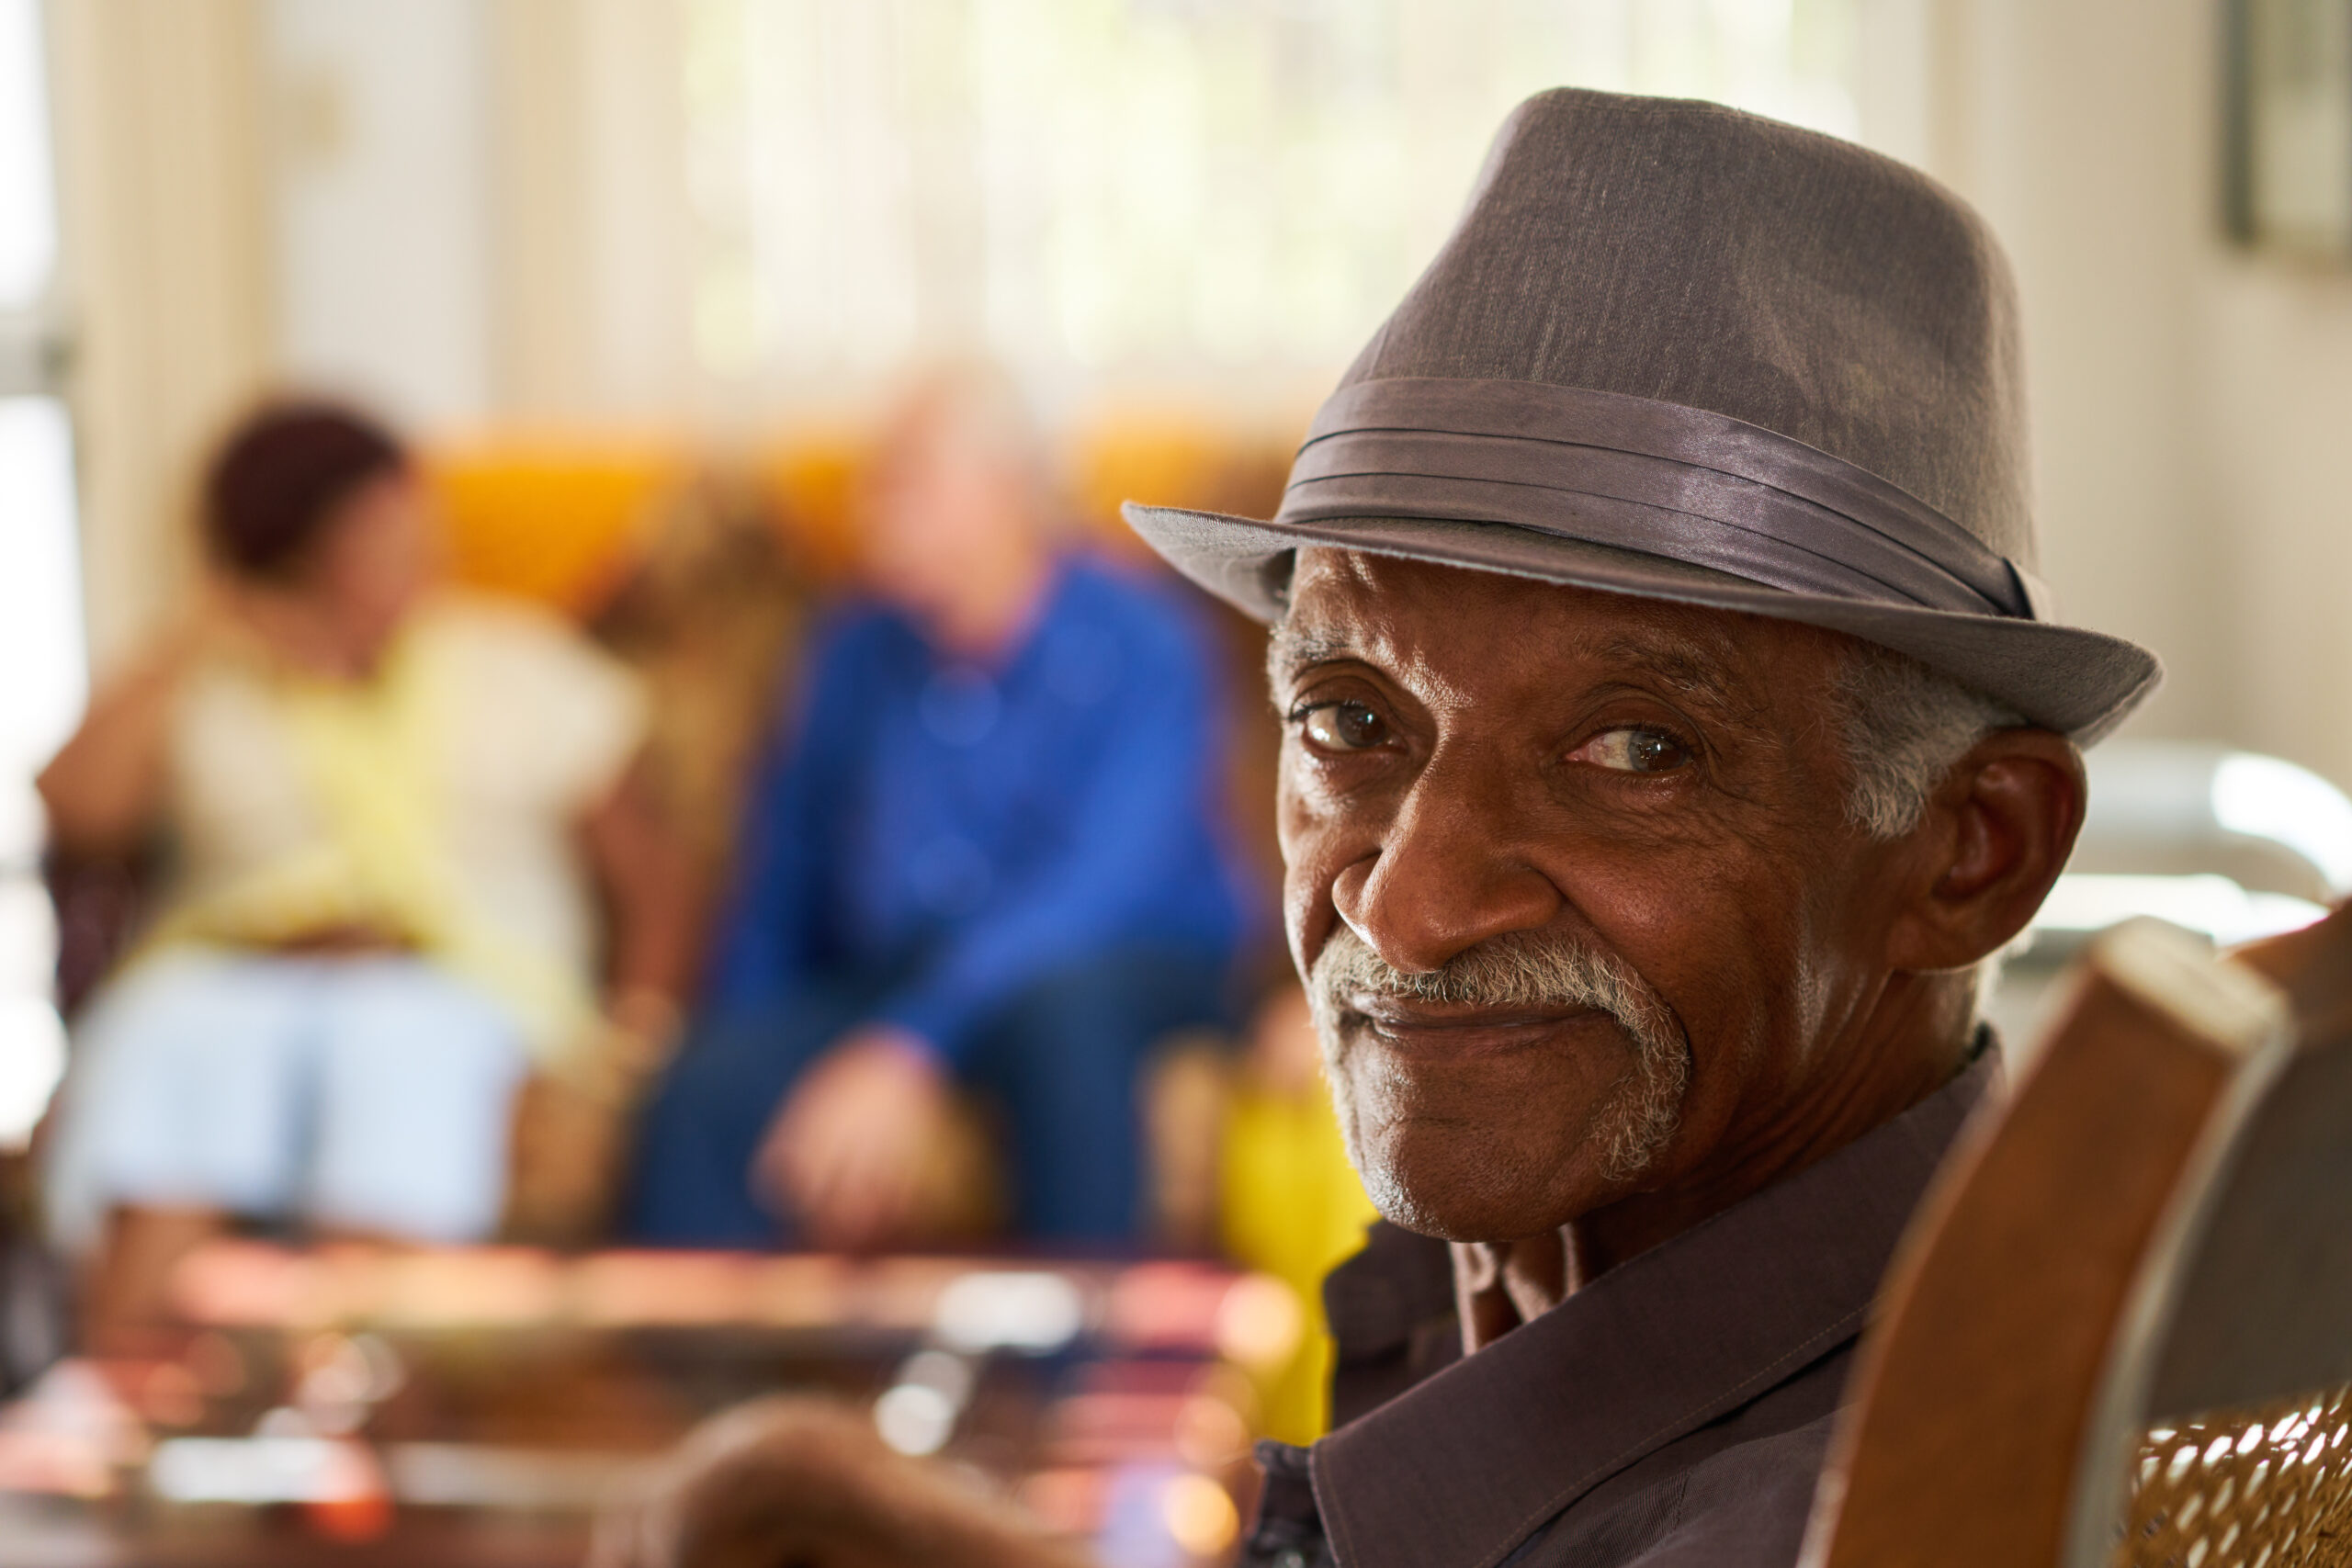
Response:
[889,357,1049,487]
[1833,644,2024,840]
[1835,647,2041,1010]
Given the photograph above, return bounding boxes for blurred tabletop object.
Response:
[0,1247,1301,1568]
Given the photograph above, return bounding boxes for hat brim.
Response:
[1124,502,2162,746]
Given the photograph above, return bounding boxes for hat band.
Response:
[1278,378,2050,621]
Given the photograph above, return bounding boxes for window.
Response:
[682,0,1861,402]
[0,0,81,1146]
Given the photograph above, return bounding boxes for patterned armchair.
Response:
[1807,904,2352,1568]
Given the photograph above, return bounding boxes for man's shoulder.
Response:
[1512,1352,1849,1567]
[1299,1063,1999,1568]
[810,597,907,650]
[1297,1331,1852,1568]
[799,599,921,687]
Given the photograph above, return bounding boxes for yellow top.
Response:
[143,593,646,1062]
[1219,1075,1379,1444]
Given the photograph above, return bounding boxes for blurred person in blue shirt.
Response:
[631,367,1252,1248]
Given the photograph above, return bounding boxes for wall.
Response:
[1916,0,2222,743]
[259,0,697,429]
[1909,0,2352,786]
[489,0,698,423]
[49,0,272,665]
[2199,259,2352,784]
[267,0,494,426]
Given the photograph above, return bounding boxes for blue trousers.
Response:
[628,949,1231,1247]
[45,950,527,1253]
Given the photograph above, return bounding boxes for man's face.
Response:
[1274,549,1905,1244]
[862,408,1038,628]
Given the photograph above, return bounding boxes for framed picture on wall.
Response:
[2223,0,2352,257]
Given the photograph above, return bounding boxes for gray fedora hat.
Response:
[1124,88,2160,743]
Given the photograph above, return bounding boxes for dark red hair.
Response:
[201,400,408,580]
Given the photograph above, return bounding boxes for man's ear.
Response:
[1883,728,2086,973]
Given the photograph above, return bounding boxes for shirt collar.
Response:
[1308,1051,1997,1568]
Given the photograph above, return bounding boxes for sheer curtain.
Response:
[677,0,1865,414]
[0,0,78,1145]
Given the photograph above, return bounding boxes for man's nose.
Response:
[1331,752,1562,974]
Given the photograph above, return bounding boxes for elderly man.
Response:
[607,89,2159,1568]
[632,366,1250,1250]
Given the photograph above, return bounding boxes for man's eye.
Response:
[1300,702,1388,751]
[1571,727,1693,774]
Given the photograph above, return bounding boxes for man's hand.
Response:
[754,1025,952,1249]
[592,1396,1091,1568]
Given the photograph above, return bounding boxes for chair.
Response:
[1804,902,2352,1568]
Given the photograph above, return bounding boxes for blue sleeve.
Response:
[704,614,868,1012]
[876,600,1232,1061]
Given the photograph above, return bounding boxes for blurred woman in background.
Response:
[37,400,688,1348]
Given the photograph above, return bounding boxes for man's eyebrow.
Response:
[1265,624,1355,688]
[1264,618,1762,717]
[1593,633,1748,713]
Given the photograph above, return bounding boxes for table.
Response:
[0,1246,1300,1567]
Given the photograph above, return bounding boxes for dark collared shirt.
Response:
[1244,1054,1996,1568]
[707,555,1250,1060]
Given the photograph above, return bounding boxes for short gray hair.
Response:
[1835,645,2024,840]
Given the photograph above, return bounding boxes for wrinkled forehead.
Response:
[1272,547,1851,721]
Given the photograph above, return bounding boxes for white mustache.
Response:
[1306,925,1689,1183]
[1308,924,1665,1033]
